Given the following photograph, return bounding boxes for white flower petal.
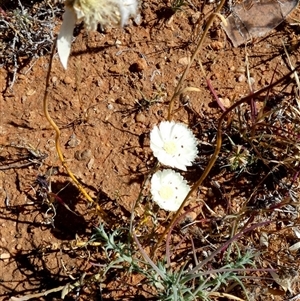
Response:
[159,121,174,141]
[150,121,198,171]
[73,5,85,21]
[119,0,139,26]
[151,169,190,211]
[72,0,138,30]
[150,125,164,148]
[57,7,77,69]
[57,0,139,69]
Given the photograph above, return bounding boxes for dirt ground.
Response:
[2,0,300,300]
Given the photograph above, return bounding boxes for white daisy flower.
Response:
[150,121,198,171]
[150,169,190,212]
[57,0,139,69]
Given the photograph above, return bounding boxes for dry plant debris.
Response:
[0,0,63,87]
[221,0,298,47]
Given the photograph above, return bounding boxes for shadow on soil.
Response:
[0,176,130,300]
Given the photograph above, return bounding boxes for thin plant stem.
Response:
[43,40,102,212]
[167,0,226,120]
[208,292,245,301]
[165,204,203,266]
[153,65,300,255]
[129,161,160,234]
[187,220,270,274]
[133,232,166,280]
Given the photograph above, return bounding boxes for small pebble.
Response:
[75,149,92,161]
[115,39,122,46]
[0,126,7,136]
[67,133,81,148]
[184,212,197,223]
[107,103,114,110]
[130,58,147,72]
[63,76,72,85]
[134,13,142,25]
[109,65,123,74]
[52,76,58,84]
[219,97,231,108]
[26,89,36,96]
[178,57,190,65]
[15,244,22,251]
[135,112,146,123]
[236,66,246,73]
[18,74,26,81]
[87,157,94,170]
[0,253,10,259]
[237,74,246,82]
[106,39,115,46]
[210,41,224,51]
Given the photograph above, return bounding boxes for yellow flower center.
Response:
[159,185,174,200]
[163,141,177,155]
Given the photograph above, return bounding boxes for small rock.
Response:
[129,58,147,72]
[134,13,142,25]
[219,97,231,108]
[87,157,95,170]
[135,112,146,123]
[26,88,36,96]
[107,103,114,110]
[0,253,10,260]
[106,39,115,46]
[115,39,122,47]
[115,97,126,105]
[52,76,58,84]
[15,244,22,251]
[237,74,246,82]
[108,65,123,74]
[18,74,27,81]
[67,133,81,148]
[178,57,190,65]
[184,212,197,223]
[210,41,224,51]
[236,66,246,73]
[0,126,7,136]
[63,76,72,85]
[75,149,92,161]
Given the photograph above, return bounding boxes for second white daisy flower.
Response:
[150,169,190,211]
[150,121,198,171]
